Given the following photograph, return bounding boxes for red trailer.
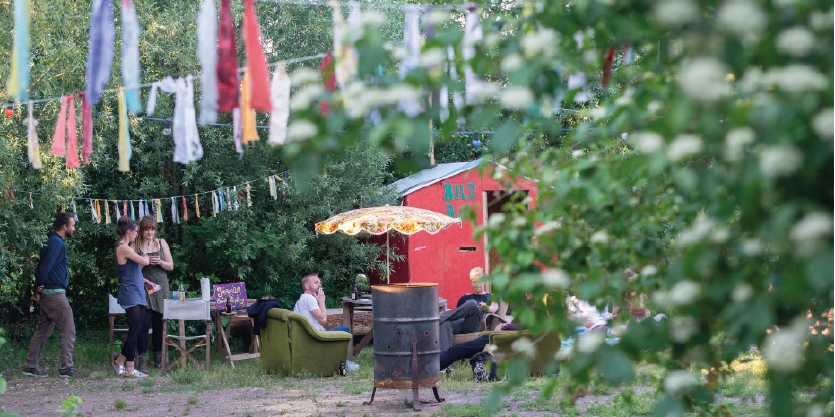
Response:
[369,159,538,305]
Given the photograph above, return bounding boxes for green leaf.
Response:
[598,349,635,384]
[491,122,520,154]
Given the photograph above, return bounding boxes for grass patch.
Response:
[342,379,372,394]
[138,378,156,388]
[118,382,136,391]
[187,395,199,405]
[112,399,139,411]
[170,368,206,385]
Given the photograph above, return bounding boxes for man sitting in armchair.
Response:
[439,267,499,351]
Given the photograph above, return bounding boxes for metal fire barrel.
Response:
[371,283,440,390]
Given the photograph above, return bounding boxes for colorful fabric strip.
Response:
[80,92,93,165]
[104,199,111,224]
[216,0,240,112]
[6,0,31,101]
[241,70,258,145]
[85,0,115,105]
[117,87,132,172]
[27,100,41,169]
[121,0,142,113]
[267,63,291,145]
[197,0,218,124]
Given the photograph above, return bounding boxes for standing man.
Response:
[293,274,350,332]
[22,212,77,378]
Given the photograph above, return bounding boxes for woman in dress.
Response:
[113,217,153,378]
[137,215,174,370]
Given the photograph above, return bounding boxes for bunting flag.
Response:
[115,200,121,219]
[171,197,179,224]
[121,0,142,113]
[117,87,132,172]
[156,199,163,223]
[319,53,336,116]
[147,76,203,164]
[267,63,291,145]
[197,0,218,124]
[242,0,272,111]
[131,200,136,219]
[602,47,615,87]
[7,0,31,101]
[216,0,240,112]
[90,200,96,223]
[246,183,252,207]
[72,201,78,222]
[51,97,68,156]
[85,0,115,105]
[104,199,111,224]
[182,196,188,221]
[211,191,218,216]
[268,175,277,200]
[26,100,41,169]
[80,92,93,164]
[123,200,127,218]
[399,5,421,117]
[51,96,79,168]
[463,6,483,105]
[195,194,200,218]
[29,192,33,209]
[233,107,243,155]
[138,199,145,218]
[241,70,259,145]
[65,95,80,168]
[233,186,240,211]
[95,200,102,224]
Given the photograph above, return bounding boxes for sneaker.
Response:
[124,369,148,378]
[59,369,75,378]
[22,368,48,378]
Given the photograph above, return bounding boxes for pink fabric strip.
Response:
[66,96,79,168]
[51,96,68,155]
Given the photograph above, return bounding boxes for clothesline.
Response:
[3,169,291,203]
[256,0,477,12]
[24,53,328,106]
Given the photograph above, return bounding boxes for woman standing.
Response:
[137,215,174,371]
[113,217,152,378]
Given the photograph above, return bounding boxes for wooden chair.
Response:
[108,294,154,367]
[162,299,211,371]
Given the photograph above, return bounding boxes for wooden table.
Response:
[342,296,448,360]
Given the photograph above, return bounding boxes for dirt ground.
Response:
[1,371,486,417]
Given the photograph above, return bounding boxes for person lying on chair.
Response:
[439,322,519,372]
[438,267,499,351]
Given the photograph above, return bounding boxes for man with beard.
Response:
[22,212,77,378]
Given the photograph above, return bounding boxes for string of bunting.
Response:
[1,170,292,225]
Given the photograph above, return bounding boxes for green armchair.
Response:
[489,331,561,376]
[261,308,353,376]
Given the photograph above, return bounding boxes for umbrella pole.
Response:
[386,232,390,284]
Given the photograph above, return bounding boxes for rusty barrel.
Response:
[371,283,440,389]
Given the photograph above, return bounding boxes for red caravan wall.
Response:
[369,164,537,305]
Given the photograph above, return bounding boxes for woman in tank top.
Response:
[113,217,152,378]
[136,215,174,371]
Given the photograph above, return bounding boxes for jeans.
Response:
[440,335,490,370]
[23,292,76,372]
[122,305,150,362]
[327,325,350,332]
[439,299,482,351]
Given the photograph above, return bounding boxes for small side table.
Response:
[213,310,260,368]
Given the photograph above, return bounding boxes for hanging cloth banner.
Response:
[241,70,259,145]
[85,0,115,105]
[268,175,277,200]
[182,196,188,221]
[171,197,179,224]
[123,200,127,218]
[246,183,252,207]
[147,76,204,164]
[72,201,78,222]
[121,0,142,113]
[319,53,336,116]
[26,100,42,169]
[216,0,240,113]
[117,87,132,172]
[242,0,272,111]
[195,194,201,218]
[131,200,136,219]
[80,92,94,165]
[463,5,483,105]
[96,200,102,224]
[144,199,151,219]
[51,95,80,168]
[212,191,218,216]
[138,199,145,218]
[157,199,163,223]
[622,43,634,65]
[90,200,97,223]
[115,200,121,219]
[104,200,111,224]
[267,63,291,145]
[197,0,218,124]
[6,0,31,101]
[232,186,239,211]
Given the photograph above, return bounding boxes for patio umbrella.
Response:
[314,205,462,283]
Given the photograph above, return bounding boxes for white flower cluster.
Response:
[753,65,829,93]
[420,48,445,68]
[501,54,523,73]
[653,0,699,27]
[717,0,766,39]
[664,370,699,394]
[731,283,753,302]
[500,86,534,110]
[670,317,698,342]
[521,29,558,57]
[631,132,665,153]
[789,213,833,257]
[590,230,609,245]
[290,84,325,111]
[542,268,570,289]
[811,109,833,140]
[511,337,537,360]
[776,26,816,57]
[763,317,809,372]
[589,107,607,121]
[667,134,703,161]
[576,331,605,353]
[679,57,729,102]
[759,145,803,179]
[641,265,658,276]
[724,127,755,161]
[655,280,701,308]
[677,215,715,246]
[534,220,561,235]
[488,213,506,228]
[286,120,318,142]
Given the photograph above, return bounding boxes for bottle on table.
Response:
[351,285,358,300]
[178,282,185,300]
[226,297,232,314]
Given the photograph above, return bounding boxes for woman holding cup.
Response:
[137,216,174,371]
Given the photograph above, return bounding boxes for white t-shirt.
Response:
[293,293,324,331]
[568,297,611,328]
